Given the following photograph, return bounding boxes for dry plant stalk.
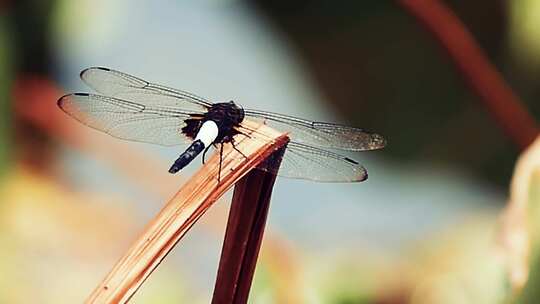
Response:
[212,147,285,303]
[86,119,288,303]
[499,135,540,290]
[397,0,538,149]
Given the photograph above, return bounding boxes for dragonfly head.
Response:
[204,101,245,144]
[228,100,244,121]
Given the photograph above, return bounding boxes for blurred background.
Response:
[1,0,540,303]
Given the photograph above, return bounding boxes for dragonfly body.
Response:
[58,67,386,182]
[170,102,245,173]
[182,101,245,142]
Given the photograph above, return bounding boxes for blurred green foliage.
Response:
[0,16,14,178]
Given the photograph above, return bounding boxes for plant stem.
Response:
[212,147,286,304]
[85,120,288,304]
[397,0,538,149]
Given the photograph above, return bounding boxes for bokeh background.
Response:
[2,0,540,303]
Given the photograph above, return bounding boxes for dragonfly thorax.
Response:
[182,101,245,145]
[206,101,245,143]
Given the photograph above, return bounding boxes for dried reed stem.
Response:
[86,120,288,303]
[212,147,286,303]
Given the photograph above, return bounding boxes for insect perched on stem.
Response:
[58,67,386,182]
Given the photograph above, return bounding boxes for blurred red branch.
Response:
[397,0,538,150]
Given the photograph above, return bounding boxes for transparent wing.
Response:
[236,124,368,182]
[244,109,386,151]
[58,93,203,146]
[80,67,212,112]
[259,142,368,182]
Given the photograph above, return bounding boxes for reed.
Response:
[86,119,288,303]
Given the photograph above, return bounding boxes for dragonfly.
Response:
[57,67,386,182]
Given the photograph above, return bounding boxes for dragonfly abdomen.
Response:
[169,140,205,173]
[169,120,219,174]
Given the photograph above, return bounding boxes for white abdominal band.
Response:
[195,120,219,147]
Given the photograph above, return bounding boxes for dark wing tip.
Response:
[344,157,369,182]
[370,133,387,150]
[344,157,359,165]
[80,66,111,79]
[57,93,88,111]
[359,171,368,182]
[56,94,74,114]
[57,93,72,108]
[355,163,368,182]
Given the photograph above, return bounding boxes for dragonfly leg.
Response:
[218,143,223,183]
[235,128,253,139]
[202,145,212,164]
[231,137,248,159]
